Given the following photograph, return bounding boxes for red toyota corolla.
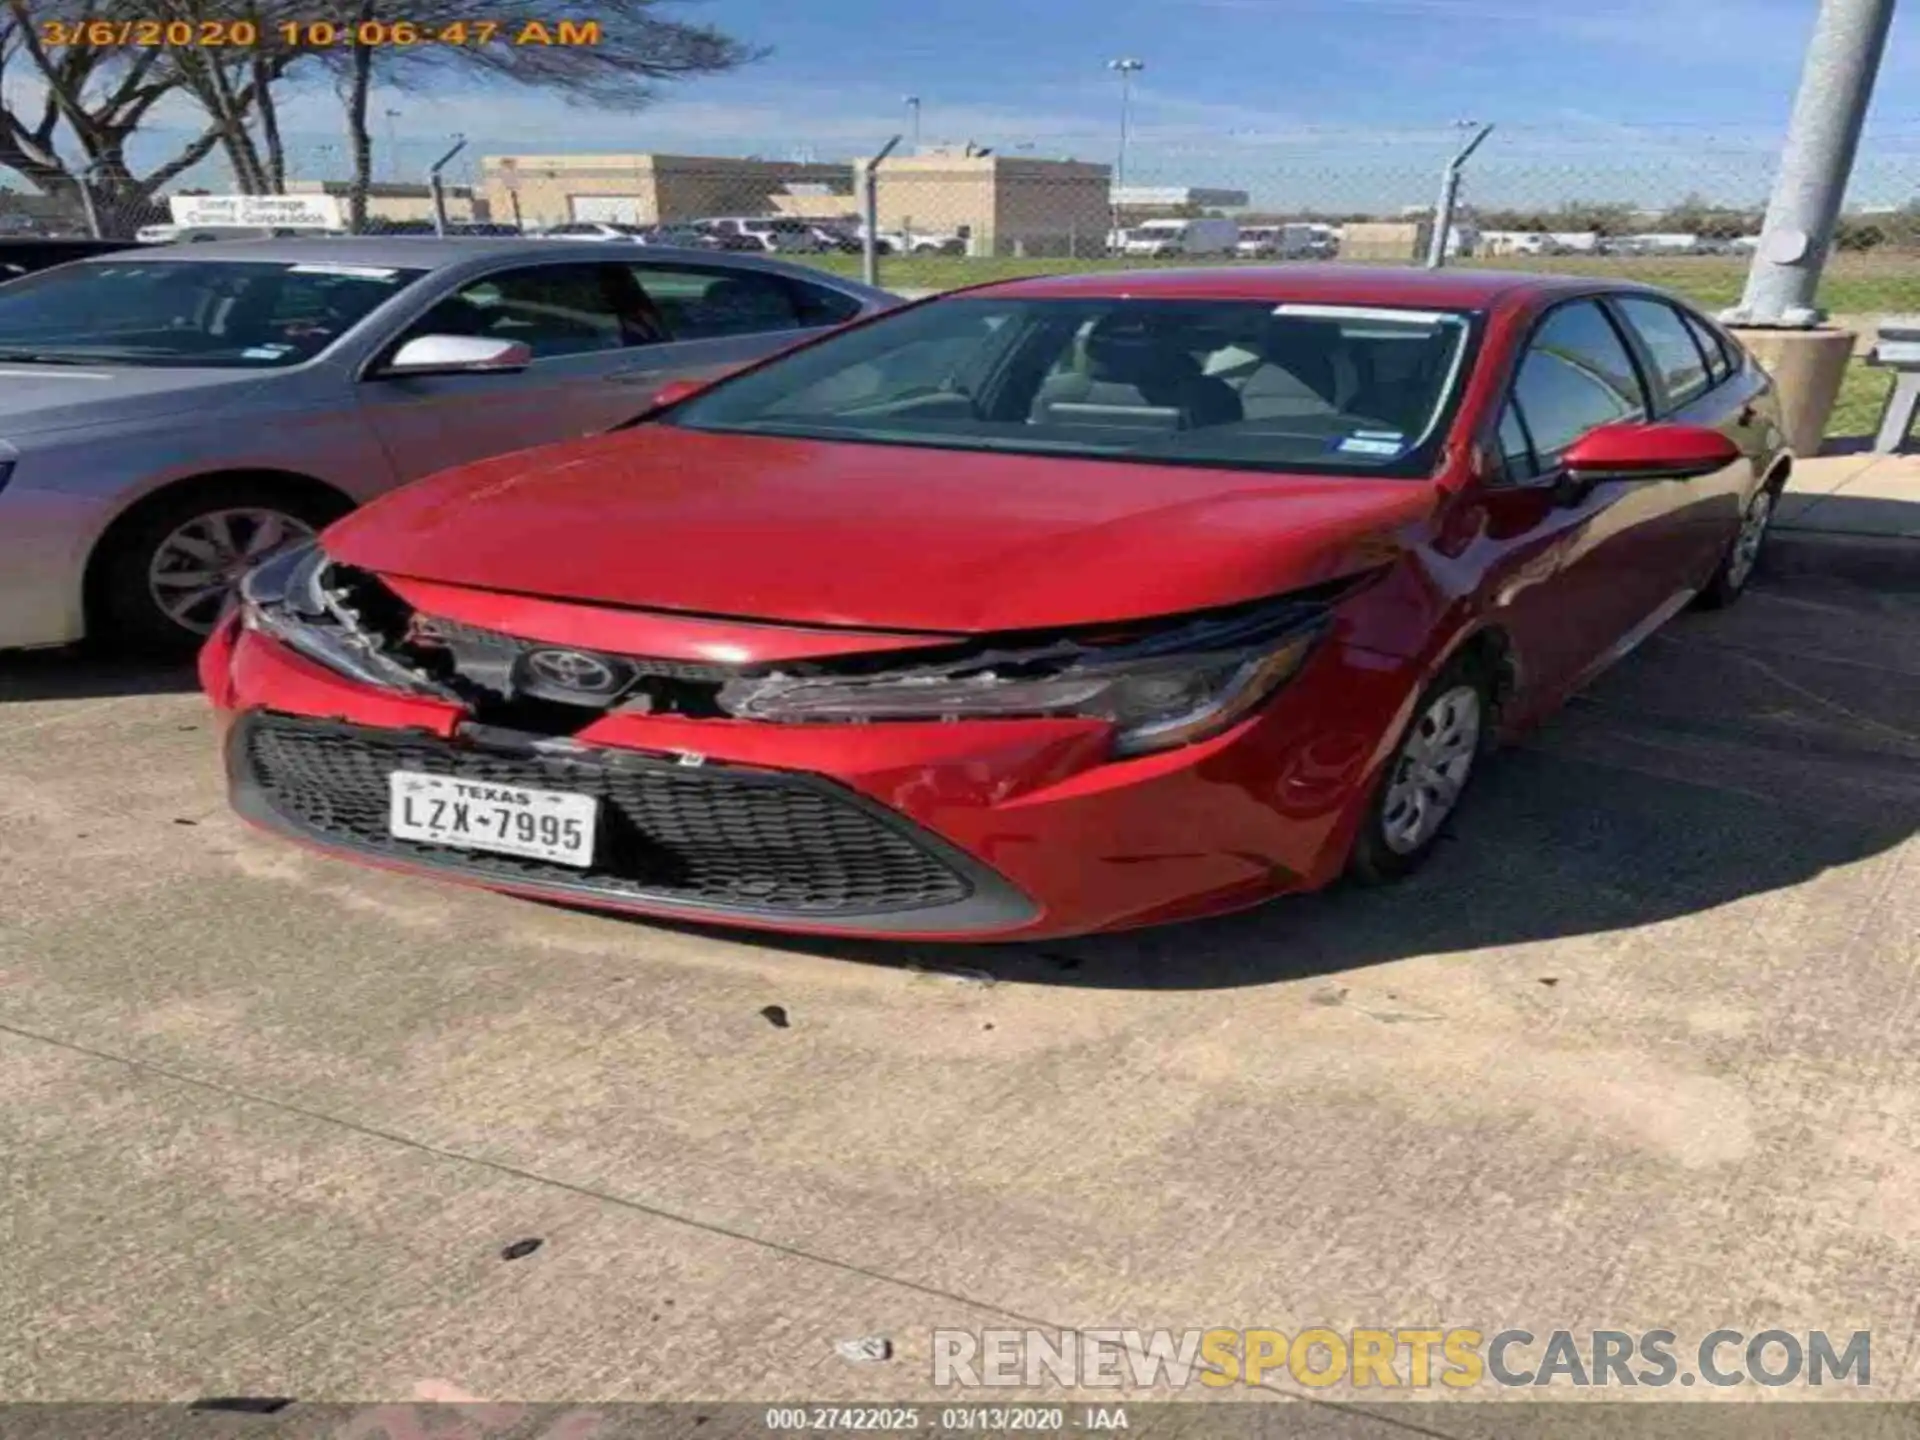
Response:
[201,267,1789,941]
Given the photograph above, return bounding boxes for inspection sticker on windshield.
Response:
[288,263,401,280]
[1336,432,1406,456]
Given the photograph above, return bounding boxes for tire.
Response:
[1347,654,1493,885]
[90,477,349,657]
[1695,476,1781,610]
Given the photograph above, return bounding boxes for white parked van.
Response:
[1120,217,1239,258]
[1235,223,1319,259]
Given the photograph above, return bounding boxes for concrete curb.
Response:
[1766,527,1920,591]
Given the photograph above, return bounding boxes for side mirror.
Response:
[1562,421,1742,482]
[380,334,532,378]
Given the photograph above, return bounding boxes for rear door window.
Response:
[1615,296,1713,410]
[1679,308,1733,384]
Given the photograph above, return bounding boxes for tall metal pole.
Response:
[77,166,102,238]
[384,109,401,183]
[428,136,467,237]
[1426,122,1492,269]
[1727,0,1897,326]
[861,134,902,288]
[1109,58,1143,236]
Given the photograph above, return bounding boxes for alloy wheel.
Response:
[1725,487,1774,591]
[147,506,315,636]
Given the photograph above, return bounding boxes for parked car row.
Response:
[1105,219,1341,260]
[119,214,970,257]
[532,218,970,256]
[536,217,840,253]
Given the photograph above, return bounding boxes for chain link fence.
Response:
[13,123,1920,443]
[460,132,1920,444]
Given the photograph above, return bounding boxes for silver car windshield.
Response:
[670,297,1479,476]
[0,258,426,368]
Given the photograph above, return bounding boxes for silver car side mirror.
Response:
[381,334,532,377]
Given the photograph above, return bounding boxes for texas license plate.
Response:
[388,770,598,866]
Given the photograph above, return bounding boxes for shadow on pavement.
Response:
[0,648,199,704]
[675,567,1920,989]
[681,739,1919,991]
[20,557,1914,993]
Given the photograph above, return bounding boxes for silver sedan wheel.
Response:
[147,506,315,635]
[1725,487,1774,591]
[1380,684,1483,856]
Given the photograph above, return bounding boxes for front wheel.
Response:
[91,479,347,657]
[1348,658,1491,884]
[1696,480,1778,609]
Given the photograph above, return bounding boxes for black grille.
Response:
[238,714,975,917]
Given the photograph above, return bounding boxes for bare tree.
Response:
[341,0,375,228]
[0,0,327,221]
[305,0,763,229]
[0,0,758,230]
[142,0,337,194]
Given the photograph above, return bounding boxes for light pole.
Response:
[1109,57,1144,233]
[1728,0,1896,325]
[428,135,467,237]
[1426,120,1493,269]
[904,95,922,152]
[384,108,401,182]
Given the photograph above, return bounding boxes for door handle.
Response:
[607,369,665,386]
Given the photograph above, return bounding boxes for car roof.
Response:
[59,234,895,297]
[83,236,575,267]
[969,264,1619,309]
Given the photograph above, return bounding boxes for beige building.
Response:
[851,149,1112,257]
[481,149,1112,256]
[481,154,848,229]
[1337,221,1424,262]
[286,179,482,224]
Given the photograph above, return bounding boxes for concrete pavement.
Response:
[3,551,1918,1415]
[1780,450,1920,539]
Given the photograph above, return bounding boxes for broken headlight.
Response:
[238,540,454,699]
[716,600,1328,756]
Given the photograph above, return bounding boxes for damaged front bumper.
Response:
[202,557,1419,940]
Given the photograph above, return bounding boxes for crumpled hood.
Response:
[0,363,269,437]
[323,425,1435,633]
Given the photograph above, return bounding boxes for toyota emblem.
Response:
[525,648,619,693]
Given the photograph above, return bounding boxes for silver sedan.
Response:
[0,236,893,653]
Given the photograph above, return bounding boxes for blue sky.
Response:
[111,0,1920,210]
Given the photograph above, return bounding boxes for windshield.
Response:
[0,258,425,367]
[669,296,1478,476]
